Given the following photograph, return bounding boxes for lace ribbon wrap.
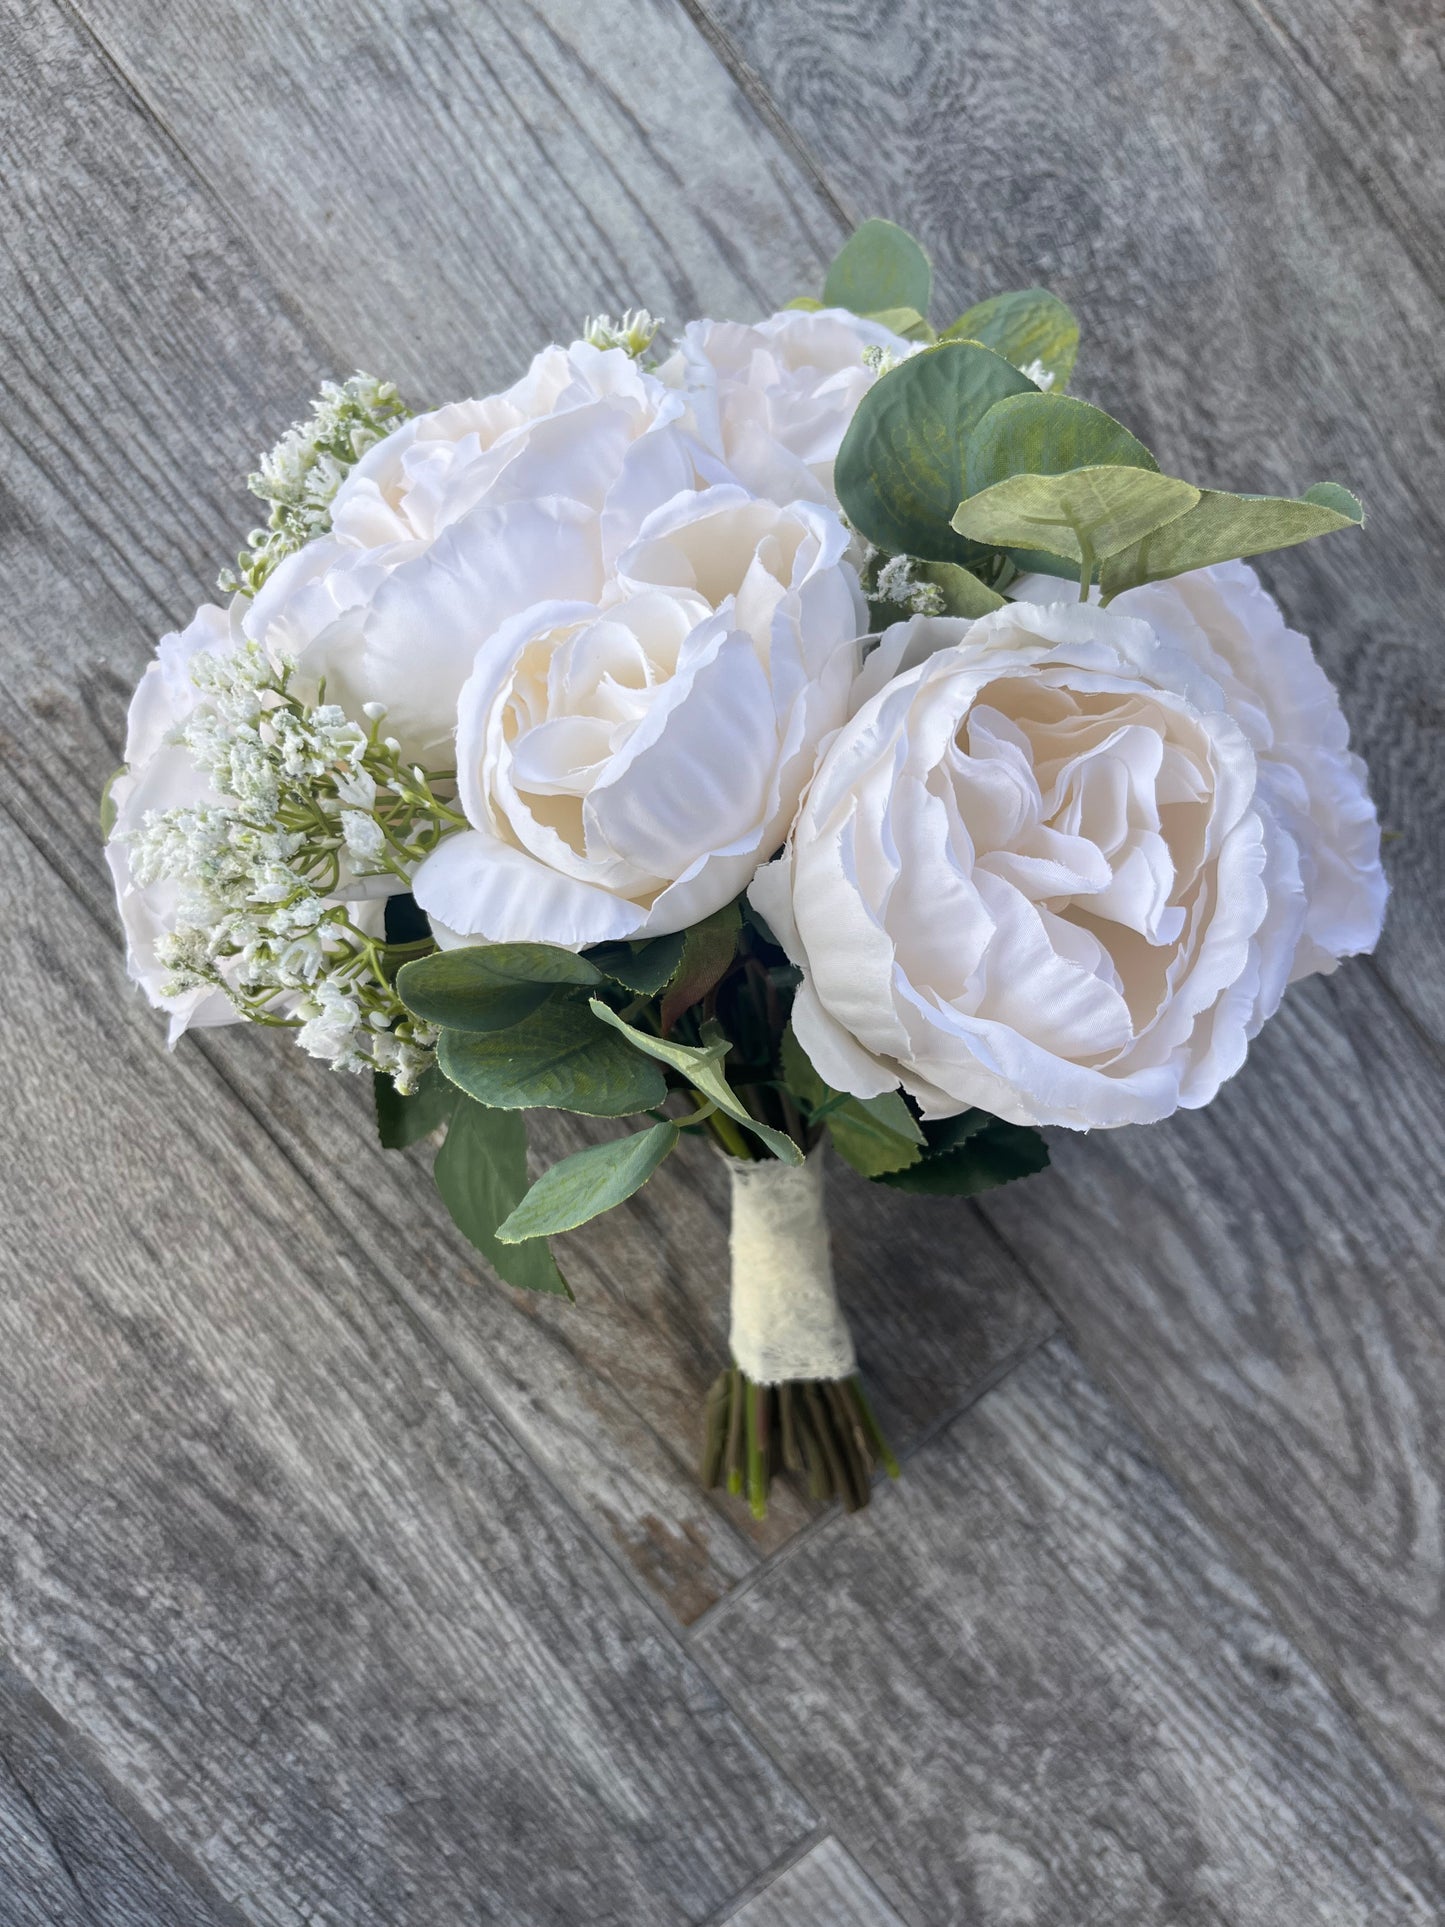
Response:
[726,1150,856,1384]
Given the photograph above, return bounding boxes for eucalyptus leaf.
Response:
[864,305,936,343]
[952,466,1199,577]
[496,1121,679,1243]
[588,1000,803,1164]
[399,943,602,1032]
[878,1118,1049,1195]
[584,931,687,997]
[1099,482,1365,598]
[835,341,1037,565]
[374,1061,456,1149]
[967,392,1157,496]
[822,218,932,319]
[942,288,1079,390]
[660,901,741,1032]
[438,1000,666,1116]
[433,1096,571,1296]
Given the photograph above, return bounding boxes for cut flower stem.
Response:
[700,1365,898,1517]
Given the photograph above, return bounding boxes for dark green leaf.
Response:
[382,890,431,946]
[942,288,1080,390]
[878,1118,1049,1195]
[966,392,1157,496]
[433,1097,571,1296]
[496,1122,679,1243]
[952,467,1199,573]
[661,901,742,1032]
[822,218,932,319]
[835,341,1037,565]
[1099,482,1366,599]
[438,1000,666,1116]
[589,1000,803,1164]
[584,932,687,996]
[827,1092,925,1178]
[373,1061,456,1149]
[398,943,602,1033]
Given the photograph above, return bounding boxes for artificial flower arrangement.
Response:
[106,220,1386,1516]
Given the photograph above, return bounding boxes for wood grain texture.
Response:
[981,964,1445,1818]
[0,0,1051,1620]
[697,1340,1445,1927]
[695,0,1445,1054]
[719,1836,908,1927]
[0,818,816,1925]
[0,1662,245,1927]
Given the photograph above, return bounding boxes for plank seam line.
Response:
[694,1823,831,1927]
[673,0,856,231]
[687,1318,1059,1643]
[1223,0,1445,310]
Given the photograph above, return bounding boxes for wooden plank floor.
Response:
[1,0,1442,1919]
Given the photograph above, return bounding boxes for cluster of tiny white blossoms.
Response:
[129,643,458,1091]
[219,375,410,597]
[872,552,946,617]
[581,308,664,359]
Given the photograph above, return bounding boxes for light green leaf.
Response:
[952,467,1199,578]
[399,943,602,1033]
[100,765,125,838]
[915,560,1006,617]
[438,1000,666,1116]
[584,932,687,997]
[660,901,741,1032]
[496,1122,679,1243]
[966,392,1157,496]
[835,341,1037,565]
[822,218,932,319]
[1100,482,1366,598]
[781,1027,922,1176]
[433,1096,571,1296]
[785,295,823,312]
[942,287,1080,390]
[864,305,937,343]
[374,1062,457,1149]
[878,1117,1049,1195]
[589,1000,803,1164]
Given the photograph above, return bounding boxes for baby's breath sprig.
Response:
[581,309,664,359]
[130,643,459,1091]
[219,374,410,598]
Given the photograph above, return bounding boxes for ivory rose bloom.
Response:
[751,575,1386,1129]
[660,307,912,509]
[412,486,867,947]
[241,340,699,761]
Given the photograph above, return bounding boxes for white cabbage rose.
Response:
[411,486,867,947]
[105,601,247,1039]
[751,577,1386,1129]
[659,307,912,509]
[241,340,701,762]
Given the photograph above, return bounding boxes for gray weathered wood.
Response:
[694,0,1445,1053]
[718,1836,910,1927]
[0,818,815,1924]
[696,1340,1445,1926]
[0,1662,245,1927]
[982,964,1445,1818]
[0,0,1051,1620]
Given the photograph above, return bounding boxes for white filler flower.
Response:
[752,571,1386,1130]
[412,487,867,947]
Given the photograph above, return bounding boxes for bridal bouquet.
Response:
[106,220,1386,1516]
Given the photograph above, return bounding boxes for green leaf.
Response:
[822,218,932,319]
[952,467,1199,576]
[785,295,823,312]
[966,392,1157,496]
[780,1025,923,1176]
[942,288,1080,390]
[433,1097,571,1296]
[915,560,1006,617]
[584,932,687,996]
[99,765,125,838]
[864,305,936,343]
[878,1117,1049,1195]
[438,1000,667,1116]
[1099,482,1366,599]
[661,901,742,1032]
[835,341,1038,565]
[399,943,602,1033]
[588,1000,803,1164]
[374,1061,457,1149]
[496,1122,679,1243]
